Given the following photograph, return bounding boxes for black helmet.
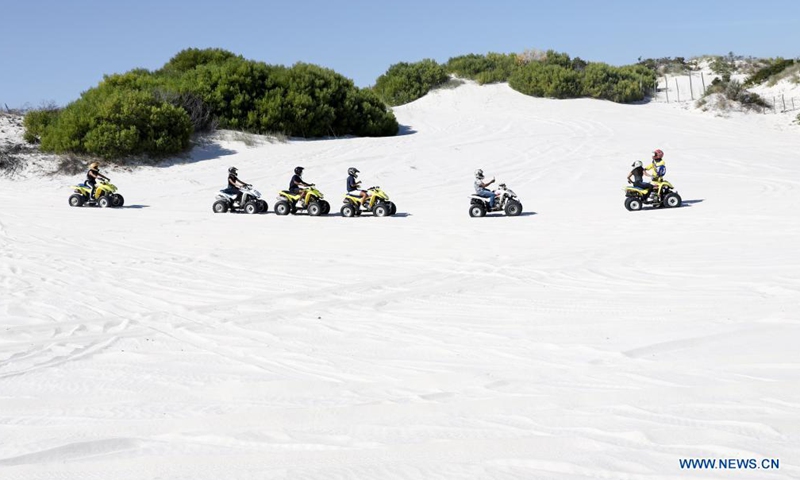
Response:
[348,167,359,177]
[474,169,484,179]
[228,166,238,174]
[294,166,304,175]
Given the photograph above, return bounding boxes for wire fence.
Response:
[764,94,800,113]
[652,73,800,114]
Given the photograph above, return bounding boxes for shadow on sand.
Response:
[397,125,417,136]
[479,211,537,218]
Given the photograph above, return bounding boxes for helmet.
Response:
[228,166,238,174]
[652,149,664,160]
[474,169,484,179]
[632,161,643,168]
[348,167,359,177]
[89,162,99,169]
[294,166,304,175]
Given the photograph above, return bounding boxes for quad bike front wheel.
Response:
[469,203,487,218]
[374,204,389,217]
[320,200,331,215]
[112,194,124,207]
[625,197,642,211]
[244,201,260,214]
[662,192,682,208]
[257,200,268,213]
[68,194,85,207]
[504,201,522,216]
[307,202,322,216]
[388,201,397,215]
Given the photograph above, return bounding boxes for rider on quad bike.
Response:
[473,169,496,208]
[627,161,653,200]
[86,162,110,200]
[346,167,368,206]
[288,166,313,203]
[223,167,249,205]
[646,149,667,182]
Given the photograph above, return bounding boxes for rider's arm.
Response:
[627,171,634,183]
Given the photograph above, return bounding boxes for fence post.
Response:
[793,98,796,111]
[675,78,680,103]
[782,94,786,112]
[773,97,777,113]
[689,73,694,100]
[701,72,706,93]
[665,76,669,103]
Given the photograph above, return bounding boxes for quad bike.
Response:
[469,183,522,217]
[68,179,124,208]
[340,186,397,217]
[212,184,268,214]
[274,185,331,216]
[624,178,682,211]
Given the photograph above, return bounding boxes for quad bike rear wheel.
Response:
[625,197,642,212]
[341,204,356,217]
[469,203,487,218]
[275,201,292,216]
[212,200,229,213]
[69,194,84,207]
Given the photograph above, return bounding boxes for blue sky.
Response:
[1,0,798,108]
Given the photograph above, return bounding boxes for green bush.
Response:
[40,89,192,158]
[23,108,60,143]
[509,62,582,99]
[508,54,654,102]
[744,58,795,87]
[160,48,241,75]
[373,59,449,106]
[702,77,769,111]
[25,48,398,161]
[710,56,734,77]
[446,53,517,84]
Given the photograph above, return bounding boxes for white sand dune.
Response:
[1,83,799,479]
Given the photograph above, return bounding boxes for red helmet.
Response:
[652,149,664,160]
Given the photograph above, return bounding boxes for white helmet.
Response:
[474,169,484,179]
[631,161,643,168]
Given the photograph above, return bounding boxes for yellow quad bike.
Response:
[274,184,331,216]
[624,178,681,211]
[68,179,124,208]
[340,186,397,217]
